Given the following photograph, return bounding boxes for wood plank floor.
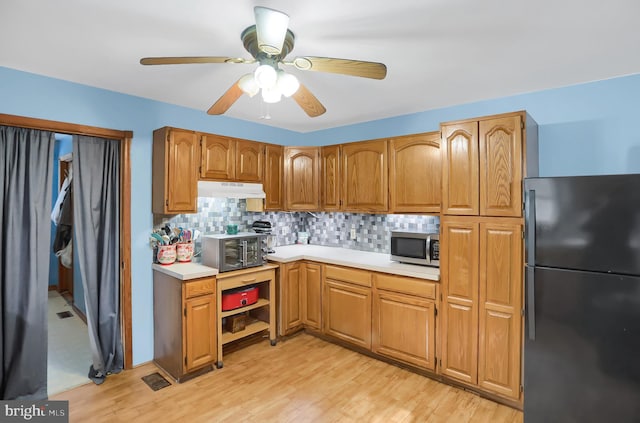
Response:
[51,333,523,423]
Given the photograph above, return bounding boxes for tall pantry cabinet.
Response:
[439,111,538,402]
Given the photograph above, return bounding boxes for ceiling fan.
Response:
[140,6,387,118]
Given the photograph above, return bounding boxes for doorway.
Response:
[0,113,133,378]
[47,134,93,395]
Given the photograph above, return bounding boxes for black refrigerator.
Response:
[524,175,640,422]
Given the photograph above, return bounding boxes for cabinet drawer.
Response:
[374,273,436,299]
[217,269,275,291]
[184,278,215,299]
[324,265,371,287]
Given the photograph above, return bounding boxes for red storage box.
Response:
[221,286,259,311]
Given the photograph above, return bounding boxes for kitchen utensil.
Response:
[226,224,238,235]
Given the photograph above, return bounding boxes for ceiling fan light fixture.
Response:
[254,64,278,89]
[254,6,289,55]
[277,70,300,97]
[238,73,259,97]
[261,86,282,103]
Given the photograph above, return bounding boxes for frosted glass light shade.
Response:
[254,64,278,89]
[277,71,300,97]
[238,73,259,97]
[254,6,289,55]
[261,86,282,103]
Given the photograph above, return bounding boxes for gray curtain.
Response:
[0,126,54,400]
[72,135,123,384]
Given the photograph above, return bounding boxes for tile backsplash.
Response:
[155,198,440,256]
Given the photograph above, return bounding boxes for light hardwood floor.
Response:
[51,333,523,423]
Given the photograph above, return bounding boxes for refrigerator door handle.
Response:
[525,189,536,265]
[526,266,536,340]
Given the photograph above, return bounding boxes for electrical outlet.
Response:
[350,228,357,240]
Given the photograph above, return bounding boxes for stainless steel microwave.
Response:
[390,231,439,267]
[202,233,267,272]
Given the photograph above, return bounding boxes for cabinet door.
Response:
[441,122,479,215]
[302,262,322,330]
[321,145,341,211]
[479,116,523,217]
[341,140,388,212]
[372,289,436,370]
[284,147,320,210]
[440,217,479,384]
[236,139,264,182]
[478,220,523,399]
[153,128,198,214]
[281,262,303,335]
[390,133,441,213]
[323,279,372,349]
[264,144,284,210]
[200,134,235,180]
[184,295,216,371]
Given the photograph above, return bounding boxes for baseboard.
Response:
[60,291,88,324]
[48,284,58,291]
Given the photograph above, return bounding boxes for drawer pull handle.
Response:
[242,278,256,283]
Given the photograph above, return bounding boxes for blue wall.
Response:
[49,135,72,287]
[2,65,640,365]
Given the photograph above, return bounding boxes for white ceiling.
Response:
[2,0,640,133]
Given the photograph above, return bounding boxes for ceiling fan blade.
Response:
[289,57,387,80]
[291,84,326,117]
[140,56,253,65]
[207,80,244,115]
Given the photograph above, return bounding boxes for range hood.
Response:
[197,181,266,199]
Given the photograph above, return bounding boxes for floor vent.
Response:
[56,311,73,319]
[141,372,171,391]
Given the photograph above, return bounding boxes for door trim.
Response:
[0,113,133,370]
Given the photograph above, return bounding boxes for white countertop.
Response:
[267,245,440,281]
[152,262,218,281]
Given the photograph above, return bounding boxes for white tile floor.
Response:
[47,290,92,396]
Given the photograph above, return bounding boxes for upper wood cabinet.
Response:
[264,144,284,210]
[479,117,523,217]
[321,145,341,211]
[441,112,537,217]
[440,215,523,401]
[341,139,388,212]
[284,147,320,211]
[441,122,479,216]
[200,134,235,181]
[390,132,441,213]
[235,139,264,182]
[152,127,199,214]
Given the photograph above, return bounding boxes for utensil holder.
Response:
[157,244,177,265]
[176,242,193,262]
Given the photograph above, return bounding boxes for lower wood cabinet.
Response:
[440,216,523,400]
[323,265,372,350]
[302,262,322,329]
[153,270,216,382]
[372,274,438,371]
[278,261,322,335]
[279,262,303,335]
